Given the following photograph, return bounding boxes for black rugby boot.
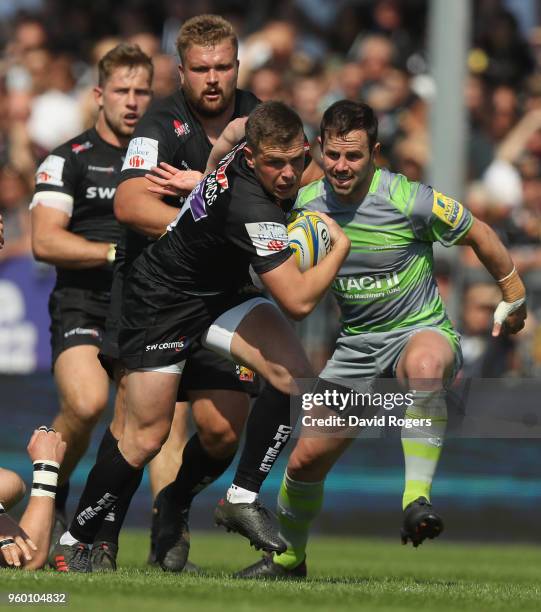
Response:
[154,490,190,572]
[401,496,444,547]
[234,553,307,580]
[214,498,286,553]
[90,541,118,571]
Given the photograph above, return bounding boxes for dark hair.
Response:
[320,100,378,150]
[246,101,304,151]
[97,43,153,87]
[176,14,238,64]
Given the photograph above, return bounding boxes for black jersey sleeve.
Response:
[119,108,175,182]
[225,178,293,275]
[32,143,79,202]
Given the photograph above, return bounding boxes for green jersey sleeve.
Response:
[409,183,473,246]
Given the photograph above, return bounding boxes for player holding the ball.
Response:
[52,101,350,572]
[236,99,527,579]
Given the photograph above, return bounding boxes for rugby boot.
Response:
[234,553,307,580]
[154,490,190,572]
[47,510,67,567]
[214,498,286,553]
[90,541,118,571]
[401,496,444,547]
[51,541,91,573]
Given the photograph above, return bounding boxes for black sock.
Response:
[160,433,235,508]
[93,428,136,545]
[68,442,143,544]
[55,481,70,514]
[96,427,117,461]
[232,384,297,493]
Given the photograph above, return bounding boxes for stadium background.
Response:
[1,0,541,543]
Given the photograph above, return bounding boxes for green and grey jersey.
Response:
[296,168,473,337]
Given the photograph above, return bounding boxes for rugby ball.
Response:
[287,210,332,271]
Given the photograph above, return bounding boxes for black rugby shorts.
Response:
[100,262,258,398]
[49,287,110,367]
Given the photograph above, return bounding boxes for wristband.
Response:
[496,266,526,303]
[0,502,4,514]
[31,460,59,498]
[107,243,116,264]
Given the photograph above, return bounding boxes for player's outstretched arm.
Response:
[205,117,248,174]
[18,428,66,570]
[31,205,113,269]
[458,217,527,336]
[114,177,181,238]
[260,212,350,320]
[205,117,323,184]
[0,471,32,568]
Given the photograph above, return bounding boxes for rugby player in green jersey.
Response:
[237,99,527,579]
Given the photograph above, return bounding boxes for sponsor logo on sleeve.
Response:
[432,191,464,228]
[173,119,191,138]
[71,141,93,154]
[35,155,66,187]
[245,222,289,256]
[121,137,159,172]
[64,327,101,339]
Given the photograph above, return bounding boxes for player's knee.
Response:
[287,445,325,480]
[130,429,168,467]
[199,424,239,459]
[266,359,314,395]
[404,350,445,381]
[0,469,26,509]
[63,395,108,426]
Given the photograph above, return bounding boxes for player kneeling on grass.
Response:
[236,99,527,579]
[0,428,66,570]
[51,101,351,572]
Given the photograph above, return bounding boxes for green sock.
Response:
[274,471,324,570]
[401,390,447,509]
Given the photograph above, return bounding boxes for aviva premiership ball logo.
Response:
[287,210,331,271]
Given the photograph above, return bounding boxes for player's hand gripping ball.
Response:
[287,210,332,271]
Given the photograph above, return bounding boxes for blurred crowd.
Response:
[0,0,540,377]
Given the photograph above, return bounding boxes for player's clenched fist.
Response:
[27,428,67,465]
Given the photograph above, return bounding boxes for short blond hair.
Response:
[98,43,153,87]
[176,14,238,63]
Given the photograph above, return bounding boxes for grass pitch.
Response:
[1,531,540,611]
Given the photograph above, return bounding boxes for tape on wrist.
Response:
[496,266,526,303]
[31,460,59,498]
[493,297,526,324]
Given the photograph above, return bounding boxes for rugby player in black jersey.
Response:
[52,101,350,573]
[72,15,320,574]
[30,44,153,571]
